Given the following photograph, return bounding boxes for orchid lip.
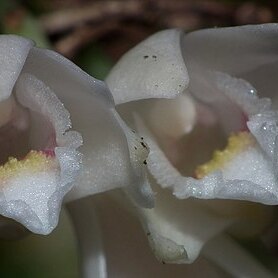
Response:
[0,73,82,235]
[0,94,57,172]
[133,71,278,206]
[159,71,273,179]
[101,25,278,270]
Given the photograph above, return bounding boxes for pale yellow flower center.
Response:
[195,131,255,179]
[0,150,55,181]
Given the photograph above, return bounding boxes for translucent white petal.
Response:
[183,24,278,79]
[138,189,232,263]
[248,112,278,162]
[0,35,33,101]
[129,119,274,265]
[147,94,196,138]
[213,72,271,116]
[0,168,62,234]
[116,94,197,172]
[145,71,278,205]
[106,29,189,104]
[0,74,82,235]
[106,26,278,267]
[95,194,232,277]
[0,97,16,127]
[182,24,278,103]
[112,111,154,208]
[242,61,278,105]
[16,73,83,151]
[134,106,278,206]
[22,48,135,198]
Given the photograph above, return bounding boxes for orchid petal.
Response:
[127,119,232,263]
[95,194,232,277]
[133,108,276,233]
[129,68,278,205]
[182,24,278,100]
[112,112,154,208]
[0,35,33,101]
[0,73,82,235]
[106,29,188,104]
[104,24,278,269]
[22,48,137,199]
[138,188,232,263]
[183,23,278,77]
[117,93,196,142]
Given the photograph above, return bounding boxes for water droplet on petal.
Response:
[249,89,256,95]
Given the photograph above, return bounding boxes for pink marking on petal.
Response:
[240,113,249,132]
[42,149,55,158]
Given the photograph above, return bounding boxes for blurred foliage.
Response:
[236,238,278,275]
[76,45,113,80]
[0,0,16,33]
[0,0,16,19]
[3,11,50,47]
[0,0,49,47]
[0,210,79,278]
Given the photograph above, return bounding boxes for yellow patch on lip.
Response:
[0,150,55,180]
[195,131,255,179]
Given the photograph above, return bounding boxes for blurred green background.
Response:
[0,0,277,277]
[1,0,277,80]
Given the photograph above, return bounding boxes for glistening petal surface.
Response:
[0,73,82,235]
[22,48,139,199]
[182,24,278,100]
[0,35,33,101]
[106,29,189,105]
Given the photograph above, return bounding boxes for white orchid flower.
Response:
[104,24,278,276]
[0,35,153,236]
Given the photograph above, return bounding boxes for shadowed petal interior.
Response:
[0,73,82,235]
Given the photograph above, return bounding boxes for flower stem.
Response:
[67,198,107,278]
